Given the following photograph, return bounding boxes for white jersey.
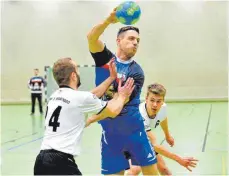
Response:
[139,102,167,131]
[41,87,107,156]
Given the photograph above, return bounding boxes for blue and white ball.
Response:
[116,1,141,25]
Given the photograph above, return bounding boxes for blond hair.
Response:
[147,83,166,98]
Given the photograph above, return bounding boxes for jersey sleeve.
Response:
[80,92,107,114]
[143,118,151,132]
[90,45,114,67]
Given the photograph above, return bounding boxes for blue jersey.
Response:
[91,46,145,135]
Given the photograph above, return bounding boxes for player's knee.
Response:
[126,166,141,175]
[158,165,172,175]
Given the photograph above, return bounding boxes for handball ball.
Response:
[116,1,141,25]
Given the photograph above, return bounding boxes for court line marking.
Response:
[209,148,229,152]
[5,133,165,151]
[160,138,165,145]
[202,103,212,152]
[7,136,43,151]
[1,132,38,145]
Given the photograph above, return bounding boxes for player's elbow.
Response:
[87,32,96,42]
[87,33,91,41]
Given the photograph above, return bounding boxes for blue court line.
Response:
[7,136,43,151]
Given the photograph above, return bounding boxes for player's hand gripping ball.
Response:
[116,1,141,25]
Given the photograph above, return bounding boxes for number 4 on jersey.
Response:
[45,106,62,132]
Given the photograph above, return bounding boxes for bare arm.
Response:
[147,131,180,161]
[87,8,118,53]
[85,94,126,125]
[147,131,198,171]
[160,117,170,137]
[87,21,108,53]
[112,92,129,103]
[90,77,114,98]
[160,117,175,146]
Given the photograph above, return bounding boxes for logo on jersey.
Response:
[147,150,157,162]
[155,120,160,128]
[147,153,153,158]
[117,73,126,81]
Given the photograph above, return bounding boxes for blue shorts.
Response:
[100,129,157,175]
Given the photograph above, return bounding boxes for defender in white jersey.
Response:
[34,58,135,175]
[126,83,198,175]
[140,102,168,132]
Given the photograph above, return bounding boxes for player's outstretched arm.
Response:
[85,78,135,127]
[87,8,118,53]
[147,131,198,172]
[90,58,116,98]
[160,117,174,147]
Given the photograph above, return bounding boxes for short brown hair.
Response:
[147,83,166,98]
[117,26,139,37]
[52,57,76,86]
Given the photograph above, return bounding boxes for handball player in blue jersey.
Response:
[87,8,158,175]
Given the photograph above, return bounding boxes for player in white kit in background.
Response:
[126,83,198,175]
[34,57,135,175]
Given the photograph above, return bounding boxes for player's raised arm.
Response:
[87,8,118,53]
